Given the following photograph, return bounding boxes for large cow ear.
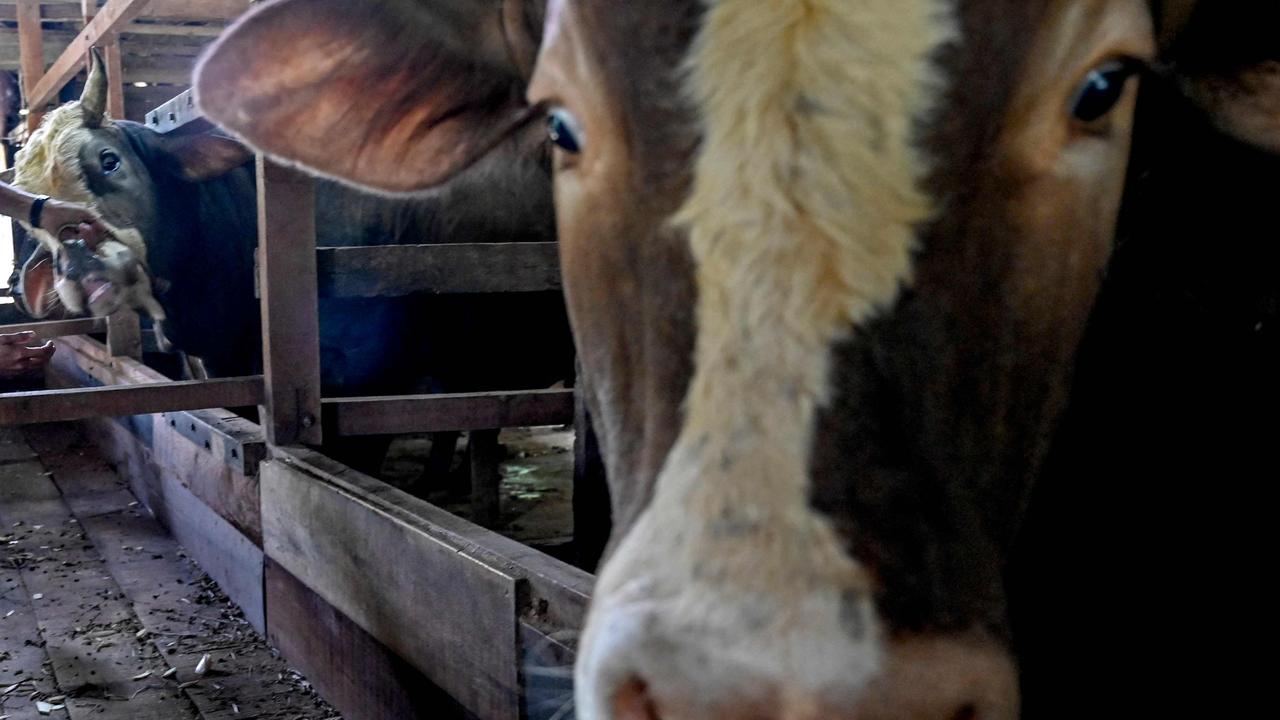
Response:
[152,133,254,182]
[1163,2,1280,154]
[194,0,540,193]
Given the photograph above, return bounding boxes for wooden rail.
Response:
[316,242,562,297]
[322,388,575,437]
[0,375,262,425]
[0,316,107,338]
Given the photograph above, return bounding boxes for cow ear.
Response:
[194,0,540,193]
[16,254,58,320]
[1164,2,1280,154]
[152,133,254,182]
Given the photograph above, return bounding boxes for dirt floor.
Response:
[0,425,339,720]
[381,426,577,556]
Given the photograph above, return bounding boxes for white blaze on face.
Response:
[577,0,955,716]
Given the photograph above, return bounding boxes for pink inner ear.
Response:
[20,257,59,319]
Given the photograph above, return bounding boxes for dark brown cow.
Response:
[195,1,1277,718]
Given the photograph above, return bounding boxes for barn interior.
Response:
[0,3,593,719]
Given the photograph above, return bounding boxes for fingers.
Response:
[11,341,55,360]
[0,331,37,346]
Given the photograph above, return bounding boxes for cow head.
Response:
[196,1,1278,718]
[10,49,251,320]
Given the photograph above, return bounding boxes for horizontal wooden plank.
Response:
[275,445,592,635]
[0,316,107,338]
[323,388,575,436]
[316,242,561,297]
[265,560,471,720]
[262,456,522,720]
[0,375,263,425]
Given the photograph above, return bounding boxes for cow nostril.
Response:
[612,677,661,720]
[951,704,978,720]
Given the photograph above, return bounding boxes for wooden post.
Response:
[16,0,44,132]
[256,156,322,447]
[469,429,501,527]
[106,308,142,360]
[573,376,610,573]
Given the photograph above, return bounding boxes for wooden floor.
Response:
[0,424,340,720]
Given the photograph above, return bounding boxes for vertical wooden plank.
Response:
[256,156,322,446]
[16,0,44,132]
[106,307,142,359]
[103,38,126,119]
[470,429,501,527]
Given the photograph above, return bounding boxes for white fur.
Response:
[576,0,956,716]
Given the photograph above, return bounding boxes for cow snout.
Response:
[595,630,1017,720]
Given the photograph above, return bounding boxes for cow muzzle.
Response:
[581,602,1017,720]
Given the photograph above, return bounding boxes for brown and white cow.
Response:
[195,1,1278,718]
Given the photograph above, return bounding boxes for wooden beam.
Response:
[0,316,107,338]
[322,389,576,437]
[0,376,264,426]
[262,455,524,720]
[16,0,44,131]
[257,157,322,446]
[266,446,593,720]
[123,22,226,37]
[317,242,562,298]
[26,0,154,113]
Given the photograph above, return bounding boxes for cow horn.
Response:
[81,47,108,128]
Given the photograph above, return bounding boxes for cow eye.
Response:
[547,109,584,154]
[100,149,122,175]
[1070,60,1138,124]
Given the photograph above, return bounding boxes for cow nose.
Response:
[599,634,1018,720]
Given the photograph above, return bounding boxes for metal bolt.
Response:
[300,414,316,429]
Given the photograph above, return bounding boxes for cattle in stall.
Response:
[196,0,1277,717]
[10,49,572,477]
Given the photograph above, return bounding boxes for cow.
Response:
[195,0,1277,717]
[9,48,573,475]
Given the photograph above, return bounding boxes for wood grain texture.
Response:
[316,242,562,297]
[256,158,322,446]
[266,560,472,720]
[323,389,575,437]
[262,456,522,720]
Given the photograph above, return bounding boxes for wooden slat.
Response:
[0,376,263,425]
[16,0,44,131]
[323,388,575,437]
[265,560,470,720]
[316,242,562,298]
[257,157,322,446]
[26,0,154,112]
[262,456,522,720]
[0,316,107,338]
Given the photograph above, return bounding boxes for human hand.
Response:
[0,331,55,379]
[39,199,111,247]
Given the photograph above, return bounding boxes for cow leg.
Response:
[468,430,502,527]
